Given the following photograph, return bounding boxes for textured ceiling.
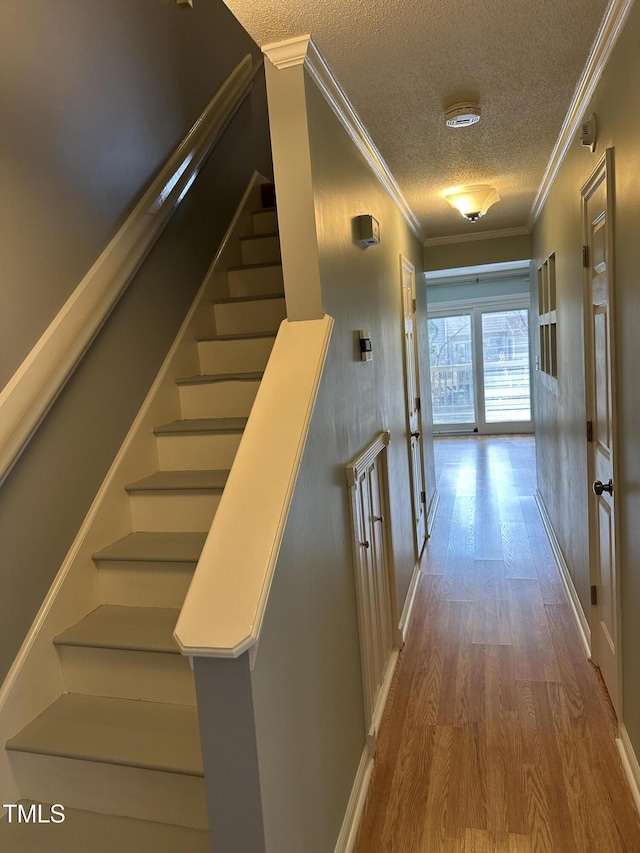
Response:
[222,0,610,240]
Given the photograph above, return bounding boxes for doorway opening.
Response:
[425,263,533,435]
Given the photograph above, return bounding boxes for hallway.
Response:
[356,436,640,852]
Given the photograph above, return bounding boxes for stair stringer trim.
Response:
[0,171,269,808]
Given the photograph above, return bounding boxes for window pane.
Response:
[429,315,475,425]
[481,310,531,423]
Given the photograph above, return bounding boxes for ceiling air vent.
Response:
[445,102,481,128]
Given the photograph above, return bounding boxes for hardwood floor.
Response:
[356,435,640,853]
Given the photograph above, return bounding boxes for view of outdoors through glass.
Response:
[481,310,531,423]
[429,309,531,427]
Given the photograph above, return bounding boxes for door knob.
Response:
[411,431,420,439]
[593,479,613,496]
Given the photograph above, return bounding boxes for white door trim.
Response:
[582,147,623,720]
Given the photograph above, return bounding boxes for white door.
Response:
[347,433,396,749]
[583,149,621,719]
[401,256,426,554]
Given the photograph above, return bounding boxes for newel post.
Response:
[193,655,266,852]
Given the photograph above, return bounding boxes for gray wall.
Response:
[249,73,433,852]
[0,0,272,682]
[532,2,640,757]
[424,232,531,272]
[426,276,530,306]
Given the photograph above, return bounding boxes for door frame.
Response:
[400,255,427,556]
[582,147,623,719]
[428,295,534,434]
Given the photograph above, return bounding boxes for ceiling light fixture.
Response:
[443,184,500,222]
[445,102,481,128]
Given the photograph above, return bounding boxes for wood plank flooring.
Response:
[356,435,640,853]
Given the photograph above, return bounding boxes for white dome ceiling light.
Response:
[445,102,481,128]
[443,184,500,222]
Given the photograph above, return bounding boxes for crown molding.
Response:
[262,33,311,69]
[263,35,423,241]
[529,0,635,227]
[424,226,530,247]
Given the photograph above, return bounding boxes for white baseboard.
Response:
[617,724,640,815]
[427,488,440,537]
[398,560,421,645]
[367,649,399,757]
[534,490,591,658]
[333,745,375,853]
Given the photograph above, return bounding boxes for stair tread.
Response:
[125,469,230,493]
[54,605,181,654]
[238,231,279,242]
[6,693,204,776]
[176,370,263,385]
[213,292,284,304]
[154,417,247,436]
[0,801,210,852]
[227,260,282,272]
[196,330,277,342]
[93,531,207,563]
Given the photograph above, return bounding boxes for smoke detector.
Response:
[445,102,481,128]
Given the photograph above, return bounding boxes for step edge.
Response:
[212,292,285,305]
[195,331,278,342]
[5,739,204,778]
[238,232,279,242]
[153,418,247,436]
[176,371,263,386]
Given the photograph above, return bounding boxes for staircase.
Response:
[1,192,284,850]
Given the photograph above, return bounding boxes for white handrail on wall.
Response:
[174,314,334,665]
[0,53,261,487]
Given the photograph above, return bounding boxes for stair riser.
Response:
[98,563,195,609]
[252,209,278,235]
[56,647,196,705]
[129,492,222,532]
[197,336,275,374]
[179,380,260,419]
[240,234,280,266]
[7,753,207,829]
[156,431,242,470]
[228,264,283,298]
[214,298,286,335]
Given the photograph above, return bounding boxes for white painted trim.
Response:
[398,560,422,644]
[174,315,335,661]
[425,259,531,282]
[424,226,530,247]
[427,488,440,537]
[617,724,640,815]
[534,490,592,658]
[428,293,531,314]
[367,648,399,757]
[263,36,423,241]
[529,0,635,226]
[0,172,268,808]
[345,430,391,487]
[333,745,375,853]
[0,54,260,488]
[261,33,311,69]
